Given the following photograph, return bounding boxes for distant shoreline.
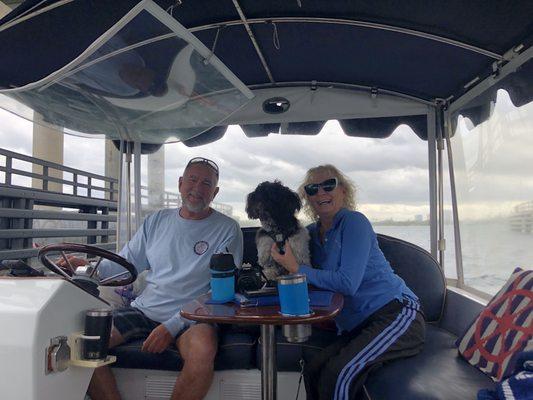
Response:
[371,220,429,226]
[371,218,510,226]
[240,218,510,228]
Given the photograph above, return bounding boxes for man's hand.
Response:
[271,242,299,274]
[56,255,88,269]
[55,255,88,276]
[142,324,174,353]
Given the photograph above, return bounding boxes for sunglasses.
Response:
[304,178,338,196]
[186,157,219,176]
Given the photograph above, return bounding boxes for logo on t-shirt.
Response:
[194,240,209,255]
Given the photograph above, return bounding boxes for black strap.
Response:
[295,358,304,400]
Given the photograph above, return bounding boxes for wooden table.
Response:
[181,292,343,400]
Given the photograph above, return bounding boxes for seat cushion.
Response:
[377,234,445,322]
[111,328,257,371]
[364,324,495,400]
[456,267,533,381]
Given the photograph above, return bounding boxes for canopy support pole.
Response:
[427,107,438,258]
[116,140,134,251]
[133,142,142,233]
[436,105,446,269]
[125,144,132,242]
[116,140,125,252]
[444,112,465,287]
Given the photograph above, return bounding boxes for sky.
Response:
[161,121,431,223]
[1,90,532,225]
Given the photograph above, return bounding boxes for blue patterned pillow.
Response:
[457,268,533,381]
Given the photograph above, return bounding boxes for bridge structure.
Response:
[509,201,533,234]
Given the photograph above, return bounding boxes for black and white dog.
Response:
[246,180,310,281]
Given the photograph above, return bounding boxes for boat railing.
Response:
[0,148,119,201]
[0,148,118,262]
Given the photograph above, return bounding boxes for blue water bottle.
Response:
[209,253,236,302]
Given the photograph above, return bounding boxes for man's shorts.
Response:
[112,307,160,342]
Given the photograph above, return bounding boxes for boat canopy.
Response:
[0,0,532,145]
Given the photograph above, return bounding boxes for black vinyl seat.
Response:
[364,324,494,400]
[375,234,445,322]
[112,327,257,371]
[363,234,494,400]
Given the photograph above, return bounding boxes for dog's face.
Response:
[246,181,301,231]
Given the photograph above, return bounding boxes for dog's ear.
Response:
[286,187,302,213]
[245,190,259,219]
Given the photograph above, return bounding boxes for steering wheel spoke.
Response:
[90,256,104,278]
[99,270,130,285]
[44,255,75,280]
[38,243,138,297]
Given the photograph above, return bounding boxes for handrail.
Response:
[0,166,115,193]
[0,148,118,201]
[0,148,118,262]
[0,148,118,183]
[0,208,115,221]
[0,228,115,239]
[0,185,116,208]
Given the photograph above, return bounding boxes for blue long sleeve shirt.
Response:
[299,208,416,333]
[99,208,243,336]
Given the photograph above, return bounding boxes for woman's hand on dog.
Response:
[271,242,299,274]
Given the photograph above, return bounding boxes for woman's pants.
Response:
[304,297,426,400]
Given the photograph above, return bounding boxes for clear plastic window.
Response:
[450,89,533,294]
[0,5,252,144]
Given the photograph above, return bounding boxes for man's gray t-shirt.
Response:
[99,208,243,336]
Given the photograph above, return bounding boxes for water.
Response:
[375,222,532,296]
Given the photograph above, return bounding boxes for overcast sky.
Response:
[1,90,532,223]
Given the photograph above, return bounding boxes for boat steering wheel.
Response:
[38,243,138,298]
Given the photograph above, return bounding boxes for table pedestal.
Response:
[261,325,277,400]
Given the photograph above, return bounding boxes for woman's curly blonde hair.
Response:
[298,164,357,221]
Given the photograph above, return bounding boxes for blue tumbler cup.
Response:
[209,253,236,302]
[277,274,311,316]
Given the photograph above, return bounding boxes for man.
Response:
[87,157,243,400]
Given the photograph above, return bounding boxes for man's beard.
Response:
[181,192,209,213]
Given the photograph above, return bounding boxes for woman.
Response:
[271,164,425,400]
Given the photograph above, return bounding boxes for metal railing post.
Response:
[5,156,12,185]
